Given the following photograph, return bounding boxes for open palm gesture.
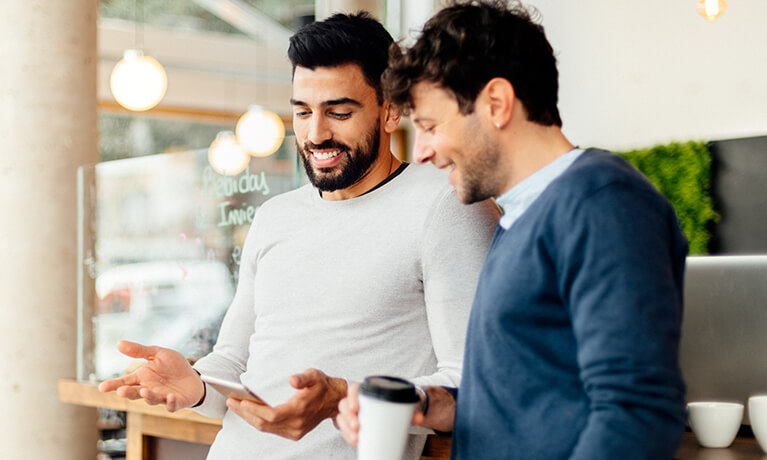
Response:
[98,340,205,412]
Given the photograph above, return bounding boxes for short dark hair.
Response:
[288,12,394,104]
[383,0,562,127]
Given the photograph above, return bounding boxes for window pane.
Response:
[99,0,315,36]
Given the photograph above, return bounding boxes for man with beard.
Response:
[338,1,687,459]
[98,11,500,460]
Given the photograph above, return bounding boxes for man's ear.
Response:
[480,78,514,130]
[382,101,402,134]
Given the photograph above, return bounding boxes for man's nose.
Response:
[413,131,435,164]
[308,115,332,145]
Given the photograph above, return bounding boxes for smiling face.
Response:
[291,63,394,199]
[410,81,505,204]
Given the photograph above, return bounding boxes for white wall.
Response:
[529,0,767,150]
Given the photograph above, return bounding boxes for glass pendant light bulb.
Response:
[110,49,168,111]
[235,105,286,157]
[697,0,727,22]
[208,131,250,176]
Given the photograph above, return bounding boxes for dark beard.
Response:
[298,121,381,193]
[457,118,503,204]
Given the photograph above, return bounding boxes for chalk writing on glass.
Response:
[231,245,243,284]
[217,201,260,227]
[231,245,242,266]
[202,166,270,198]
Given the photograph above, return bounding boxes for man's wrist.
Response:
[327,377,349,418]
[191,369,206,408]
[415,385,430,416]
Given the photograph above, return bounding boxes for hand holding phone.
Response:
[200,374,270,406]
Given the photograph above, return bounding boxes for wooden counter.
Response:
[59,379,221,459]
[58,379,451,460]
[676,432,767,460]
[67,378,763,460]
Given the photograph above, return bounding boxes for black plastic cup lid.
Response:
[359,376,419,403]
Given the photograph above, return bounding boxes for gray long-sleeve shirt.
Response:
[194,163,500,459]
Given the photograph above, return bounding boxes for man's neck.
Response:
[321,151,402,201]
[501,124,575,193]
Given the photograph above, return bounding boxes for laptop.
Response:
[680,255,767,422]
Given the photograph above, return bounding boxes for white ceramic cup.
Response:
[748,395,767,453]
[687,401,744,448]
[357,376,419,460]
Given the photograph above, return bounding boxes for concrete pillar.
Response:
[0,1,100,459]
[315,0,385,21]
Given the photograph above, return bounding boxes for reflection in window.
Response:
[99,112,294,162]
[99,0,314,36]
[100,113,232,161]
[80,140,302,380]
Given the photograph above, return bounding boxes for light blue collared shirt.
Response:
[496,148,584,230]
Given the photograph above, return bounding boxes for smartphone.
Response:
[200,374,269,406]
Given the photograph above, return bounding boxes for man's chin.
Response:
[309,173,344,192]
[457,191,477,205]
[456,186,488,205]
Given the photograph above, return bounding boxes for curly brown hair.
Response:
[383,0,562,127]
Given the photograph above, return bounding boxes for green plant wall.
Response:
[617,141,718,255]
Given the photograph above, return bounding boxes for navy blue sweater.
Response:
[452,150,688,460]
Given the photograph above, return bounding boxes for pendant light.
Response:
[208,131,250,176]
[235,105,285,157]
[697,0,727,22]
[233,38,285,158]
[110,50,168,111]
[109,0,168,111]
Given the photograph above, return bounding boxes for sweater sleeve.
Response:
[560,182,688,460]
[191,212,261,418]
[411,188,500,388]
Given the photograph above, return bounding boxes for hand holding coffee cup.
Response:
[687,401,743,448]
[357,376,419,460]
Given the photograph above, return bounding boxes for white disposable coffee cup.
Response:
[687,401,743,448]
[357,376,419,460]
[748,395,767,453]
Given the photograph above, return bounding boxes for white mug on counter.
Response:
[687,401,744,448]
[748,395,767,453]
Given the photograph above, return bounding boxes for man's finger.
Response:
[237,398,278,422]
[166,393,182,412]
[115,385,143,400]
[290,368,321,389]
[117,340,159,360]
[346,383,360,412]
[138,387,167,405]
[337,413,358,447]
[98,373,138,392]
[228,398,272,430]
[336,413,349,434]
[338,396,359,430]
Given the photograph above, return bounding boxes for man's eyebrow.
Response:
[322,97,362,107]
[412,116,433,125]
[289,97,363,108]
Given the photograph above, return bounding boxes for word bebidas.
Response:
[202,166,270,198]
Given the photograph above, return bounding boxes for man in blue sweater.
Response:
[337,1,688,458]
